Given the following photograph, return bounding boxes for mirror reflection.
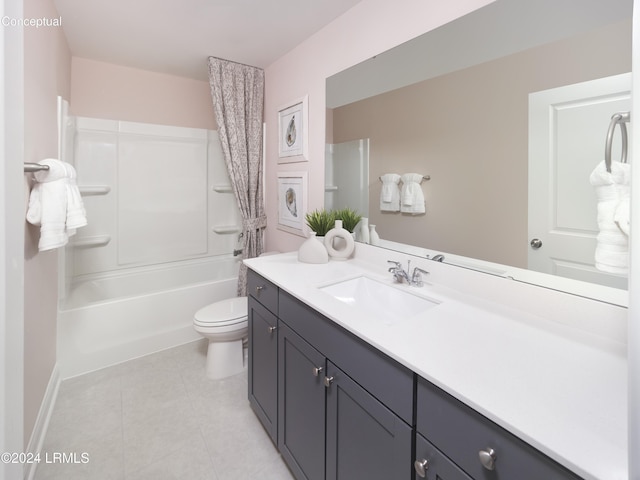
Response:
[325,0,632,298]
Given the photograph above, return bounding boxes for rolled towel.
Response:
[589,160,630,273]
[400,173,425,214]
[379,173,401,212]
[26,159,87,251]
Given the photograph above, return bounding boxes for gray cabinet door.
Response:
[325,361,413,480]
[278,323,326,480]
[414,433,472,480]
[248,297,278,444]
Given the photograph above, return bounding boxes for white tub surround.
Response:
[244,244,627,480]
[55,116,244,379]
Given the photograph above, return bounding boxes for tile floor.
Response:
[34,339,295,480]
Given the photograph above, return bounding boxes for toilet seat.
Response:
[193,296,248,328]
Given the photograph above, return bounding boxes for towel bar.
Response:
[379,175,430,182]
[24,163,50,173]
[605,111,630,173]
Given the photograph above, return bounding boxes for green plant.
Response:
[334,208,362,233]
[305,209,335,236]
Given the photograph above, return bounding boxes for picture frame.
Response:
[278,95,308,162]
[276,171,307,236]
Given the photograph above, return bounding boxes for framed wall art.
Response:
[276,171,307,236]
[278,95,308,162]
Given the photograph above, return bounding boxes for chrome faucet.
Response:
[387,260,429,286]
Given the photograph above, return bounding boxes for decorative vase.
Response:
[360,217,370,244]
[369,224,380,246]
[298,232,329,264]
[324,220,355,260]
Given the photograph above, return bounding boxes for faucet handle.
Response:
[411,267,430,287]
[387,260,402,272]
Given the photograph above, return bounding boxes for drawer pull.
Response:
[268,325,277,334]
[255,285,264,293]
[414,458,429,478]
[478,448,497,470]
[312,366,323,376]
[324,376,334,387]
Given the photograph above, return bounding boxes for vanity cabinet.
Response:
[416,378,582,480]
[247,271,279,445]
[247,267,583,480]
[278,290,413,480]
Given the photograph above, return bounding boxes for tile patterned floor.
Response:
[34,340,294,480]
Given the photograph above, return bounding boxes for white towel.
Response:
[26,159,87,251]
[400,173,425,214]
[589,160,630,274]
[379,173,401,212]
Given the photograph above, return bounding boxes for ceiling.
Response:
[53,0,363,81]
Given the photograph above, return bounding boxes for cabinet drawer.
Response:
[416,378,581,480]
[279,290,414,424]
[247,270,278,315]
[415,433,472,480]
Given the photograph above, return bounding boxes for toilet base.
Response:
[206,338,245,380]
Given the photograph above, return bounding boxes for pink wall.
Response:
[263,0,495,253]
[71,57,216,130]
[23,0,71,446]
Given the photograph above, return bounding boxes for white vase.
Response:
[324,220,355,260]
[298,232,329,264]
[360,217,370,244]
[369,224,380,246]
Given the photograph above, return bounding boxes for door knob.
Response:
[414,459,429,477]
[530,238,543,249]
[478,447,497,470]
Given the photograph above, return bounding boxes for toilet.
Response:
[194,252,278,380]
[193,295,248,380]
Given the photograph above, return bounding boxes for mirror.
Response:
[325,0,632,305]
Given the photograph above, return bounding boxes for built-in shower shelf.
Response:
[78,185,111,196]
[212,185,233,194]
[70,235,112,248]
[212,226,240,235]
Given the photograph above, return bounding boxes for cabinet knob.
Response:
[478,447,497,470]
[312,366,323,377]
[414,459,429,478]
[324,376,334,387]
[255,285,264,293]
[267,325,277,334]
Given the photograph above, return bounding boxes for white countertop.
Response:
[244,250,627,480]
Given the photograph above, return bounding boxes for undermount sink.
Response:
[320,275,439,322]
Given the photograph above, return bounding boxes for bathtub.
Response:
[57,256,240,378]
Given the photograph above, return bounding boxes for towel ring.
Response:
[604,112,630,173]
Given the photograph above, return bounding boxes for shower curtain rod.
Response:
[207,56,264,71]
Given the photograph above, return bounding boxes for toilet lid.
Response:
[194,296,248,326]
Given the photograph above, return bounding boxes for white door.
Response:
[528,73,631,289]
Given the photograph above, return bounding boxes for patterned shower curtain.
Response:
[208,57,266,296]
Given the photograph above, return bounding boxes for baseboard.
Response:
[24,364,61,480]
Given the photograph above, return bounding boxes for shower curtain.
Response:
[208,57,266,296]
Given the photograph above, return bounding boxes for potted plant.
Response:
[334,208,362,234]
[304,209,335,237]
